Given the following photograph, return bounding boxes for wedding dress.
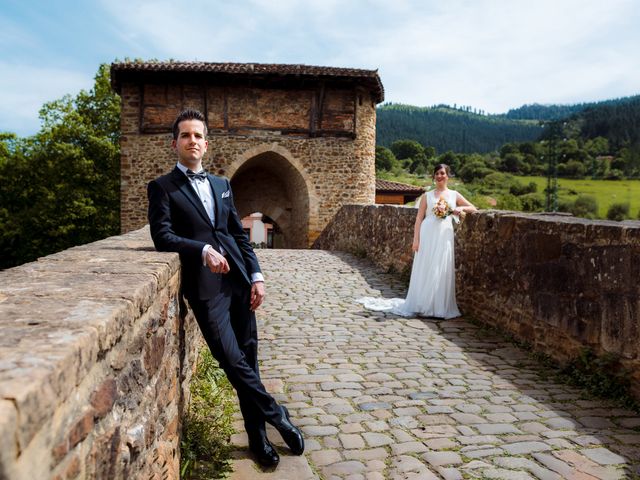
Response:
[358,189,461,319]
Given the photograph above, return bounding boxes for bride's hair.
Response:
[432,163,452,178]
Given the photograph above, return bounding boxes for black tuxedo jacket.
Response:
[148,167,261,300]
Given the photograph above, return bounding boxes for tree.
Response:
[0,64,120,269]
[423,145,436,158]
[584,137,610,157]
[499,143,519,157]
[501,152,527,173]
[557,160,586,178]
[437,151,460,172]
[408,153,431,174]
[458,155,493,183]
[390,139,424,160]
[618,146,640,177]
[375,146,398,171]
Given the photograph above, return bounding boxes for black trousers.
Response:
[188,267,279,434]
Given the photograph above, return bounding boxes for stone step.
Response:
[228,428,318,480]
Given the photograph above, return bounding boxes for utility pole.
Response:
[543,121,563,212]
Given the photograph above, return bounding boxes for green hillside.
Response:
[377,95,640,156]
[502,95,640,121]
[376,104,542,154]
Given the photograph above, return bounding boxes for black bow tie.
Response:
[186,169,207,181]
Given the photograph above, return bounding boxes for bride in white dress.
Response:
[359,164,476,319]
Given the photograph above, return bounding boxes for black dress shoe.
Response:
[248,434,279,467]
[274,406,304,455]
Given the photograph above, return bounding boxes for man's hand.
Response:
[205,246,230,274]
[250,281,265,311]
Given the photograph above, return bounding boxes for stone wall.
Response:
[0,227,201,480]
[119,82,377,247]
[313,204,416,276]
[314,205,640,398]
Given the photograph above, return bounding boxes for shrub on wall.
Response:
[181,349,236,479]
[607,202,630,221]
[571,195,599,219]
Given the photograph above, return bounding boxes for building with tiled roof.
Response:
[375,179,424,205]
[112,60,384,247]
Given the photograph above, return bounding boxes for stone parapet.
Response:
[0,227,201,480]
[313,204,416,276]
[314,205,640,399]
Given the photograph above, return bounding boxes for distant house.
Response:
[241,212,276,248]
[375,179,424,205]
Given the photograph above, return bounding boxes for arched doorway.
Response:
[230,151,309,248]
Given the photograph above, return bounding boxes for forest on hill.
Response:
[377,94,640,155]
[376,104,542,153]
[502,95,640,121]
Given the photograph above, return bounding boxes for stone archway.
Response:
[229,150,311,248]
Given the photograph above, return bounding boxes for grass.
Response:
[377,169,430,187]
[377,169,465,190]
[519,176,640,218]
[181,348,236,480]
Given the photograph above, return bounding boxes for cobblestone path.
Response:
[230,249,640,480]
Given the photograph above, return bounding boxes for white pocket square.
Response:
[221,190,230,198]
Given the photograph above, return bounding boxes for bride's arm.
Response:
[454,192,477,215]
[412,194,427,252]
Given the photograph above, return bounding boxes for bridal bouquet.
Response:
[433,197,452,219]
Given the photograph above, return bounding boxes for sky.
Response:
[1,0,639,136]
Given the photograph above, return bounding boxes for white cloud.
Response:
[340,0,640,111]
[2,0,639,134]
[0,62,92,136]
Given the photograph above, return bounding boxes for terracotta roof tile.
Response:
[110,61,384,102]
[375,179,425,193]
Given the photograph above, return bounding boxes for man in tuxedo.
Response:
[147,109,303,468]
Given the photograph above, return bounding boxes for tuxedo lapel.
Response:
[207,174,224,229]
[170,167,211,226]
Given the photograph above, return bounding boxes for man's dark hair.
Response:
[172,109,208,140]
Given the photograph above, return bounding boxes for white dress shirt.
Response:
[176,163,263,283]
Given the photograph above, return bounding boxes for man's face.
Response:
[172,119,208,169]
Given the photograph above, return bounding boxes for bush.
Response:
[571,195,599,219]
[501,153,528,174]
[605,168,624,180]
[181,349,236,479]
[496,193,523,210]
[519,193,545,212]
[481,172,511,190]
[414,164,427,176]
[557,198,575,213]
[557,160,586,178]
[458,156,494,183]
[607,202,630,221]
[509,181,537,196]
